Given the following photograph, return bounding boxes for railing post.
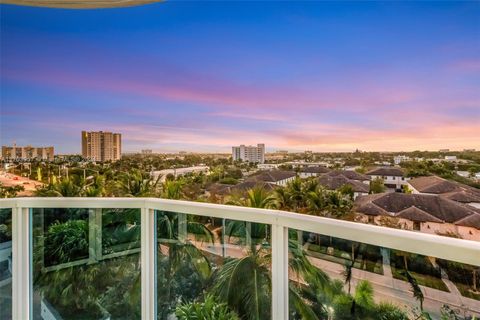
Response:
[12,206,31,320]
[178,212,187,242]
[271,222,288,320]
[222,218,227,257]
[88,208,102,262]
[141,206,156,320]
[246,222,252,248]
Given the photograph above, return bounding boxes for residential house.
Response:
[408,175,480,209]
[298,166,330,178]
[366,167,408,190]
[248,170,297,186]
[324,170,370,184]
[318,174,369,199]
[354,193,480,241]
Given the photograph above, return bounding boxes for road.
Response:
[0,171,43,196]
[191,239,480,319]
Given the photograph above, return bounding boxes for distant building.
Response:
[257,163,280,170]
[394,155,410,165]
[232,144,265,163]
[445,155,457,161]
[366,167,409,190]
[439,149,450,152]
[464,149,476,152]
[1,144,54,161]
[141,149,153,154]
[81,131,121,162]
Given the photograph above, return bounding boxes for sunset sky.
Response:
[1,1,479,153]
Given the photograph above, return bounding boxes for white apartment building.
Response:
[394,155,410,165]
[81,131,122,162]
[232,144,265,163]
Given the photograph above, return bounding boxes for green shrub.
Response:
[175,295,240,320]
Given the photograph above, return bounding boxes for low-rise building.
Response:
[257,163,280,170]
[318,174,369,199]
[206,180,279,197]
[354,193,480,241]
[366,167,408,190]
[407,175,480,209]
[325,170,370,184]
[248,170,297,186]
[298,166,330,178]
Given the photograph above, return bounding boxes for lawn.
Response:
[306,243,383,275]
[391,267,449,292]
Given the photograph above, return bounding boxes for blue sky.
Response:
[1,1,479,153]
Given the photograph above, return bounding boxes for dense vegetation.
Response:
[2,151,480,319]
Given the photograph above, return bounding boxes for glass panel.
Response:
[288,228,480,319]
[0,208,12,320]
[102,208,141,255]
[156,211,272,319]
[31,208,141,319]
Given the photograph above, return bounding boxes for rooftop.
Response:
[409,175,480,203]
[366,167,405,177]
[354,192,480,227]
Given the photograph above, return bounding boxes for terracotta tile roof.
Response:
[300,166,331,174]
[396,206,443,223]
[454,213,480,229]
[408,175,480,203]
[354,193,480,227]
[248,170,297,183]
[325,170,370,181]
[318,174,369,193]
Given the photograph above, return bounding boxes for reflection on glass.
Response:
[0,208,12,320]
[32,208,141,320]
[102,208,141,255]
[288,229,480,320]
[156,211,271,320]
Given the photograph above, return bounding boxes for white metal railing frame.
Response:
[1,197,480,320]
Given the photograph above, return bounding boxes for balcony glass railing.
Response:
[0,198,479,320]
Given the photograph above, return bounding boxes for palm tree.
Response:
[113,169,160,197]
[156,211,215,319]
[273,187,292,210]
[225,186,275,249]
[162,180,183,200]
[306,187,328,215]
[241,187,276,209]
[343,258,355,295]
[285,178,306,211]
[210,239,325,320]
[405,270,425,312]
[210,246,271,320]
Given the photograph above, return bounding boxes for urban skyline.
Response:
[1,2,479,153]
